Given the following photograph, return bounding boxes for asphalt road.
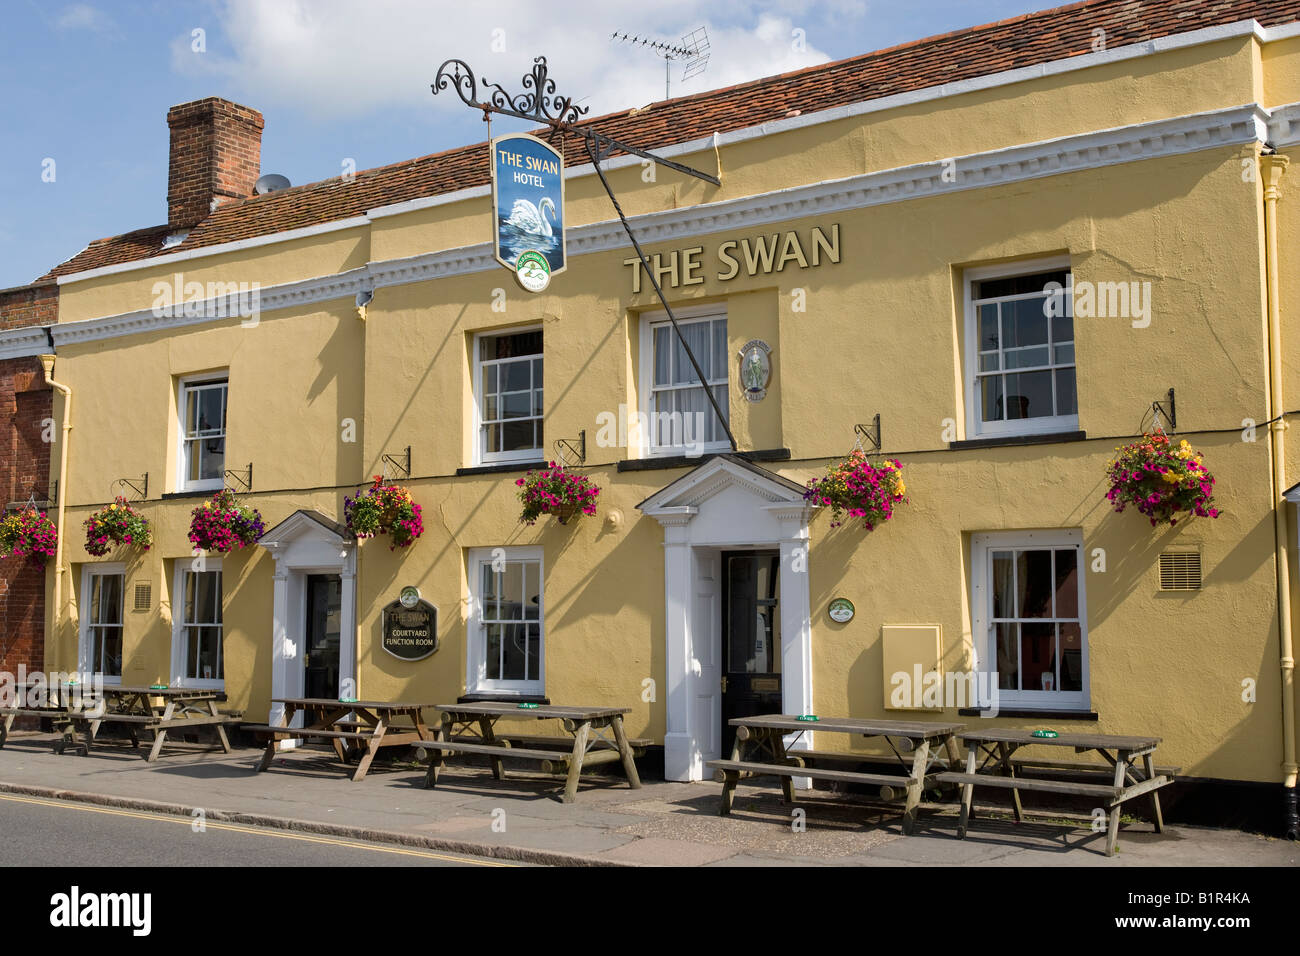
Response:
[0,793,520,867]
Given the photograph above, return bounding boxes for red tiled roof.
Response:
[42,0,1300,281]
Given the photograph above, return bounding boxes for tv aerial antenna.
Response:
[610,26,710,100]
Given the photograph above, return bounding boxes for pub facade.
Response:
[4,0,1300,825]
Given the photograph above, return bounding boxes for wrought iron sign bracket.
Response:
[112,473,149,501]
[383,446,412,481]
[855,415,882,454]
[224,463,253,493]
[554,430,587,468]
[1152,388,1176,432]
[432,56,721,186]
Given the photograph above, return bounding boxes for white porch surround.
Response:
[638,455,815,782]
[257,510,357,727]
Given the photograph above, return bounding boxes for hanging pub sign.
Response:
[381,591,438,661]
[492,132,566,292]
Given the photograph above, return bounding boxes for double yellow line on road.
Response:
[0,793,515,866]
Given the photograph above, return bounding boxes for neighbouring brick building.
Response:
[0,280,56,675]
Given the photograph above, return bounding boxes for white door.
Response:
[693,549,722,765]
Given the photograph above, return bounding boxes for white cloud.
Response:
[175,0,835,120]
[56,3,117,33]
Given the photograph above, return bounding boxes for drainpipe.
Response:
[1260,152,1297,839]
[38,355,71,673]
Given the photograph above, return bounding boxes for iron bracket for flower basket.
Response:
[1152,388,1176,432]
[111,473,148,501]
[382,446,411,481]
[854,415,882,453]
[554,430,586,468]
[8,481,56,512]
[224,463,253,492]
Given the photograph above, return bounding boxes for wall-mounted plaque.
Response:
[381,598,438,661]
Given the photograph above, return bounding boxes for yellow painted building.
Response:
[7,0,1300,825]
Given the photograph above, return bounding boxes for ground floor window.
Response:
[971,529,1088,710]
[80,565,124,681]
[466,547,544,695]
[171,562,224,687]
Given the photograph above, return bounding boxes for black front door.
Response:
[304,574,342,700]
[721,551,782,757]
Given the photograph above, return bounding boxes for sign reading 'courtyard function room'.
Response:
[381,592,439,661]
[492,132,566,292]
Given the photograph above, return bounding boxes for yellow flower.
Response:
[1162,471,1181,484]
[896,481,907,495]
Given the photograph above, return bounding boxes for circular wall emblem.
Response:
[828,597,855,624]
[514,250,551,292]
[399,585,422,609]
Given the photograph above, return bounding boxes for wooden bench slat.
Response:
[1011,757,1180,777]
[706,759,912,787]
[497,733,652,750]
[412,740,575,761]
[244,725,372,740]
[937,771,1122,797]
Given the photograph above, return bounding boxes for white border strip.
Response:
[27,102,1276,354]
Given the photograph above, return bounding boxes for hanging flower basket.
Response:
[516,463,601,526]
[84,496,153,556]
[804,450,907,530]
[188,488,266,554]
[1105,432,1219,527]
[0,507,58,565]
[344,476,424,549]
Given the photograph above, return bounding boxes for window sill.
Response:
[456,460,545,477]
[949,430,1085,451]
[617,448,792,472]
[162,489,221,500]
[957,707,1098,720]
[458,692,551,705]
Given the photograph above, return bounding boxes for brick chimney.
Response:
[166,97,264,230]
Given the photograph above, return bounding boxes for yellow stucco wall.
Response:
[37,30,1300,785]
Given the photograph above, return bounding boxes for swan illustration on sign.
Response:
[507,197,557,236]
[491,133,566,290]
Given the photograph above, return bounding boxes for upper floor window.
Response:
[179,375,228,492]
[965,258,1077,439]
[640,308,729,456]
[475,329,543,465]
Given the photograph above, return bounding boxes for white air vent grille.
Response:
[1159,552,1202,591]
[133,583,152,611]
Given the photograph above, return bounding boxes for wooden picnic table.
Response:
[247,698,436,782]
[705,714,966,834]
[2,684,236,761]
[937,728,1177,856]
[413,703,643,803]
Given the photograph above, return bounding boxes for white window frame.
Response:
[971,529,1090,711]
[170,559,225,690]
[472,326,545,466]
[466,546,544,696]
[79,563,125,684]
[964,256,1077,440]
[177,373,229,493]
[637,304,730,458]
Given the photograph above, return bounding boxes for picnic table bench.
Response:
[412,703,643,803]
[705,714,965,834]
[937,728,1176,856]
[1,685,238,761]
[246,698,437,781]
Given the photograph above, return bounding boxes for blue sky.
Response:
[0,0,1057,290]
